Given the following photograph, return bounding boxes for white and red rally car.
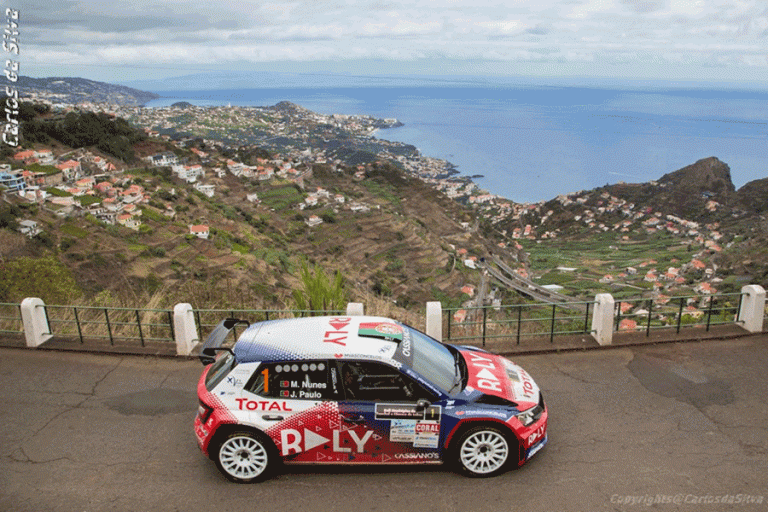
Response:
[194,316,547,482]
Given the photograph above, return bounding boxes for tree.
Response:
[291,260,346,314]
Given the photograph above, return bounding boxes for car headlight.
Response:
[516,405,542,427]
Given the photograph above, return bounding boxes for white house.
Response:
[18,219,41,238]
[194,182,215,198]
[189,224,210,239]
[146,152,178,167]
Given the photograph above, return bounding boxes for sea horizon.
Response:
[144,84,768,204]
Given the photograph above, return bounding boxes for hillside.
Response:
[1,108,496,317]
[16,76,159,106]
[490,157,768,300]
[4,91,768,317]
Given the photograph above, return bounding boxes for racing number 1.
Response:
[262,368,269,393]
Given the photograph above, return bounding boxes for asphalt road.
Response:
[1,337,767,512]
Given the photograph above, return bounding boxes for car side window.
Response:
[245,361,341,401]
[339,361,435,402]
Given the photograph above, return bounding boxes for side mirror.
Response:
[416,398,431,411]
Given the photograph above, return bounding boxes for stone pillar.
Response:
[20,297,52,348]
[591,293,615,346]
[173,303,199,356]
[426,301,443,342]
[737,285,766,333]
[346,303,364,316]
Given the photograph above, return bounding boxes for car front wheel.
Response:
[455,426,512,477]
[215,431,274,483]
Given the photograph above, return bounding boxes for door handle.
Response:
[263,414,284,421]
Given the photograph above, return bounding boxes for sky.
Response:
[18,0,768,88]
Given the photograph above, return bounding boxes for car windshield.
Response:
[405,326,460,394]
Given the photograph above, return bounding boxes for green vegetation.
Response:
[0,255,81,304]
[27,163,61,176]
[259,185,304,211]
[45,187,72,197]
[140,206,169,223]
[60,223,89,239]
[292,260,347,313]
[79,196,101,207]
[361,179,400,206]
[21,105,146,161]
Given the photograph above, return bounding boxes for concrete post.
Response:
[346,303,364,316]
[20,297,52,348]
[426,301,442,342]
[173,303,199,356]
[737,285,766,333]
[591,293,615,346]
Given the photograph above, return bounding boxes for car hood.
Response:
[459,349,540,408]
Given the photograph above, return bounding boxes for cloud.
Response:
[21,0,768,83]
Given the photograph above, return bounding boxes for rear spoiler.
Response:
[198,318,250,365]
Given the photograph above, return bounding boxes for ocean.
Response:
[145,85,768,204]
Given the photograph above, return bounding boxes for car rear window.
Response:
[205,351,237,391]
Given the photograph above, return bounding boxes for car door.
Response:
[242,359,347,463]
[336,360,443,464]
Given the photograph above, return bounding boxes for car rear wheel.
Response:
[455,426,512,477]
[215,431,273,483]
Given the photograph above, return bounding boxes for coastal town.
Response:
[0,97,743,327]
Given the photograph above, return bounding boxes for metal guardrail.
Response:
[4,291,754,352]
[443,300,595,347]
[443,291,747,347]
[0,302,23,335]
[614,292,744,336]
[40,304,176,346]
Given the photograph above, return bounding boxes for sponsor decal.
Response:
[280,428,374,456]
[379,405,442,449]
[323,317,351,347]
[463,351,512,396]
[414,420,440,448]
[519,368,535,398]
[235,399,293,411]
[527,424,546,446]
[400,331,411,357]
[359,322,404,342]
[375,403,441,421]
[389,419,416,442]
[527,434,547,459]
[393,452,439,460]
[455,409,510,419]
[225,376,242,386]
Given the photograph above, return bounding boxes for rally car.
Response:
[194,315,547,482]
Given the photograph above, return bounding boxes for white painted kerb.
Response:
[173,303,199,356]
[20,297,52,348]
[425,301,442,342]
[738,285,766,333]
[591,293,615,346]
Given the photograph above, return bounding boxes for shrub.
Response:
[292,260,347,313]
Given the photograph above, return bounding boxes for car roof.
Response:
[232,315,405,364]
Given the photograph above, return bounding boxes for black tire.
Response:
[214,430,276,483]
[454,425,514,478]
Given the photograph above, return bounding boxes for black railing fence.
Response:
[443,291,746,347]
[443,300,594,346]
[0,289,753,351]
[32,304,345,346]
[613,292,743,336]
[41,304,176,346]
